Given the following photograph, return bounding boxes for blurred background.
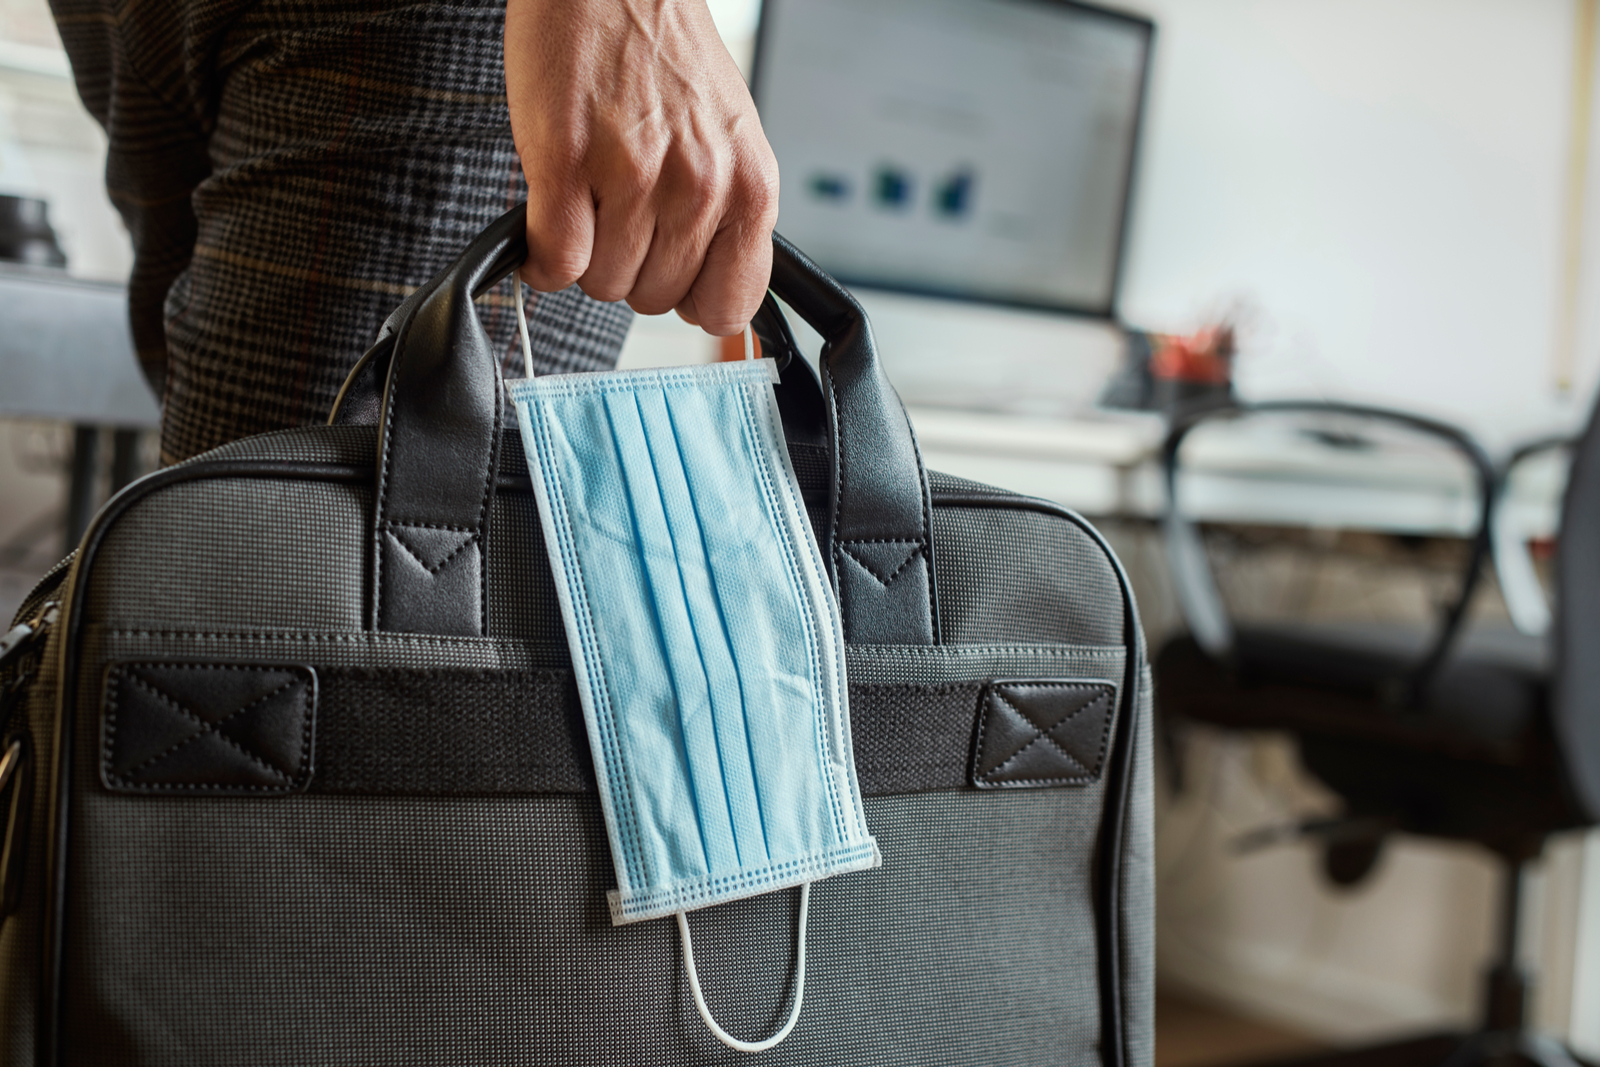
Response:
[2,0,1598,1063]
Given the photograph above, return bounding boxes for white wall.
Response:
[1120,0,1593,450]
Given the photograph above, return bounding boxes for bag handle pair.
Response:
[332,203,938,645]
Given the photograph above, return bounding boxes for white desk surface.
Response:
[617,311,1560,540]
[908,405,1561,539]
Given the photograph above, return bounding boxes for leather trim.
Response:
[972,680,1117,789]
[371,256,506,637]
[100,662,317,796]
[769,235,938,645]
[367,204,533,638]
[41,457,366,1064]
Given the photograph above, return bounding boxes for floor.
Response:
[1157,989,1325,1066]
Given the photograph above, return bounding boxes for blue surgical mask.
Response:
[508,307,879,1051]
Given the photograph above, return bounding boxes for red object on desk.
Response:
[1151,325,1234,385]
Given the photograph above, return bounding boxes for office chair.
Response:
[1155,399,1591,1067]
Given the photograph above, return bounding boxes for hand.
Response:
[505,0,779,336]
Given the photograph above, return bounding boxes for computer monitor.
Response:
[751,0,1153,319]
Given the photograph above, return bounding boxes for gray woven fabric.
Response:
[49,0,633,464]
[182,425,377,468]
[61,790,1104,1065]
[485,477,565,644]
[85,478,368,632]
[82,426,1134,659]
[930,493,1126,647]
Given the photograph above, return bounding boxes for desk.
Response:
[907,405,1562,540]
[0,264,156,549]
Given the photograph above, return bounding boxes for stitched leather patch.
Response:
[972,680,1116,789]
[102,663,317,795]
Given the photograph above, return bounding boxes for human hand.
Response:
[505,0,779,336]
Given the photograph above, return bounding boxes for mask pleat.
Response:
[662,381,834,865]
[533,395,673,890]
[599,389,743,878]
[632,385,776,871]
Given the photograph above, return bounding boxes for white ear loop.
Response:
[743,322,755,361]
[515,277,534,376]
[676,882,811,1053]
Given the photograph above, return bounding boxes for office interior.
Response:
[0,0,1597,1063]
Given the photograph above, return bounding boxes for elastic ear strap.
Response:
[515,278,533,375]
[676,882,811,1053]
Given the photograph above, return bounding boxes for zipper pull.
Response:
[0,601,58,677]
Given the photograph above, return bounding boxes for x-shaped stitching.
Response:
[985,689,1106,778]
[121,673,301,781]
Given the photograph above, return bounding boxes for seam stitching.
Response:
[385,525,479,575]
[106,668,307,784]
[986,690,1095,777]
[839,538,925,586]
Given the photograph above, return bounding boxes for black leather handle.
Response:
[359,204,937,644]
[367,206,525,635]
[766,234,938,644]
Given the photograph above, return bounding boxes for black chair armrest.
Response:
[1160,400,1496,706]
[1492,436,1574,637]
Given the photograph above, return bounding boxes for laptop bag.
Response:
[0,204,1152,1065]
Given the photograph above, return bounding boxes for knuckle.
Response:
[523,252,585,291]
[627,292,677,317]
[584,275,631,304]
[740,154,781,220]
[602,149,658,200]
[683,179,721,224]
[524,234,589,291]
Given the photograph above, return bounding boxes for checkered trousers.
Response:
[49,0,633,464]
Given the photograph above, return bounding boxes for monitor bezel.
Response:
[749,0,1156,322]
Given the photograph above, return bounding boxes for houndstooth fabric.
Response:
[49,0,633,464]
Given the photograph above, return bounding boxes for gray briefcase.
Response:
[0,205,1152,1065]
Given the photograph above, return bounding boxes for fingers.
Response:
[623,145,722,315]
[520,178,595,293]
[678,152,778,335]
[533,136,777,333]
[576,168,657,303]
[504,0,779,329]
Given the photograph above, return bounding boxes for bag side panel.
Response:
[0,621,59,1065]
[1121,664,1155,1066]
[930,497,1125,648]
[927,472,1152,1063]
[62,786,1102,1066]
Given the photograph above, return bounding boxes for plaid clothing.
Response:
[50,0,632,464]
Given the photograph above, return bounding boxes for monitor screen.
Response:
[751,0,1153,318]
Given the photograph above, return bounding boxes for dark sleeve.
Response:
[49,0,219,402]
[49,0,632,465]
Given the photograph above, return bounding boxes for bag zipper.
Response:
[1,599,59,734]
